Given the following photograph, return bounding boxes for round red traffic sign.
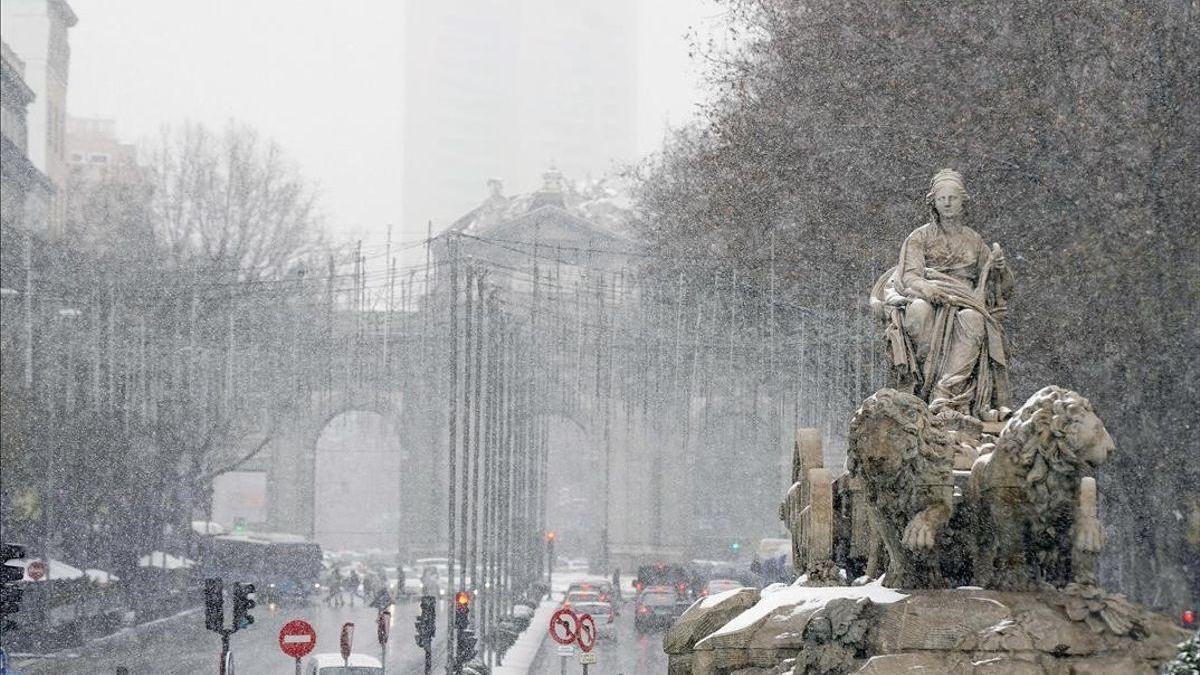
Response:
[577,613,597,653]
[278,619,317,659]
[548,607,578,645]
[26,559,46,581]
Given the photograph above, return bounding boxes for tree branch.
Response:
[194,433,273,485]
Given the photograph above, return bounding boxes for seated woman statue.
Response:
[870,169,1014,421]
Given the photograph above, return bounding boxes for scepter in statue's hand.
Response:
[974,243,1004,305]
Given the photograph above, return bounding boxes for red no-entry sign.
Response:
[549,607,578,645]
[26,560,46,581]
[278,619,317,659]
[577,613,597,653]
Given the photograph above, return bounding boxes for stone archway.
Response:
[312,409,404,553]
[265,393,435,553]
[539,410,593,563]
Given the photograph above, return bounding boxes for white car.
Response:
[703,579,743,596]
[304,652,383,674]
[571,600,617,641]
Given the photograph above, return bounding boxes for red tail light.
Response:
[1184,609,1196,628]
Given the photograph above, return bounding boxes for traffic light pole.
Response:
[218,630,231,675]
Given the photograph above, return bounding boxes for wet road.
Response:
[9,577,672,674]
[10,595,446,674]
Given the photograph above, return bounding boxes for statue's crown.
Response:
[928,168,967,196]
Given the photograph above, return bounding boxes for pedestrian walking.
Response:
[421,566,440,597]
[347,569,361,607]
[327,567,345,608]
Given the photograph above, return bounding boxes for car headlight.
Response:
[314,583,321,589]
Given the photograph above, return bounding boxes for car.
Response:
[303,652,384,674]
[635,562,691,601]
[702,578,743,597]
[634,585,682,633]
[563,590,601,608]
[566,580,615,603]
[571,600,617,641]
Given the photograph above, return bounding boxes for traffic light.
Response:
[204,578,224,632]
[231,582,256,630]
[453,590,470,630]
[414,595,436,649]
[452,591,475,669]
[1,543,26,632]
[730,541,742,554]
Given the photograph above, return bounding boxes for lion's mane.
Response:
[994,386,1097,543]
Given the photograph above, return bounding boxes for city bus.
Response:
[201,531,323,605]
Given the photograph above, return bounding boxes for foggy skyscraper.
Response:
[403,1,637,231]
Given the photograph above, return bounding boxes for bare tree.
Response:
[148,121,324,281]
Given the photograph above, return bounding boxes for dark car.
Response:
[634,585,681,633]
[635,563,692,602]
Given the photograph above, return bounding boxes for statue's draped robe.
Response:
[872,222,1014,417]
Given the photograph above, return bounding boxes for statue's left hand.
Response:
[1075,515,1105,552]
[991,243,1007,271]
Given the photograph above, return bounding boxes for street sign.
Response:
[376,610,390,645]
[278,619,317,659]
[548,607,578,645]
[576,613,597,653]
[339,622,355,662]
[580,652,597,665]
[555,644,575,657]
[26,560,46,581]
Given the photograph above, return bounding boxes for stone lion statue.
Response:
[969,386,1113,591]
[846,389,958,588]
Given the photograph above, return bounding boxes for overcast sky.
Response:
[65,0,720,247]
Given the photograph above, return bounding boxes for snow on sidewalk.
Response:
[492,599,558,675]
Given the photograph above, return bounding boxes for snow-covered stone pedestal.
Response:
[664,580,1190,675]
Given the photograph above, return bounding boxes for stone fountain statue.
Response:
[663,170,1190,675]
[870,169,1014,421]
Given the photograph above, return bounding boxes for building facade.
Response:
[66,116,138,182]
[0,40,53,238]
[0,0,76,235]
